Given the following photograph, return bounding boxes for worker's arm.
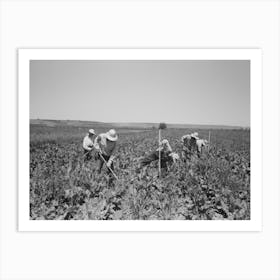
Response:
[93,135,102,152]
[196,140,203,153]
[166,142,172,153]
[106,156,115,167]
[181,135,189,145]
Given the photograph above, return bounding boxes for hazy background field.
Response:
[30,119,249,147]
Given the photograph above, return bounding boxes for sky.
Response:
[30,60,250,126]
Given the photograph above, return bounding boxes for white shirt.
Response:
[196,139,207,153]
[94,133,116,156]
[83,134,94,151]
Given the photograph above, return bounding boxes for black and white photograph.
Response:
[2,1,278,279]
[28,53,252,222]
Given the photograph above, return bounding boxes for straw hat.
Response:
[106,129,118,141]
[88,129,95,135]
[191,132,199,139]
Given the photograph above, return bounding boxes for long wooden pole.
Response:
[208,131,211,152]
[158,129,161,177]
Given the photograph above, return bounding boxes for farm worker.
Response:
[94,129,118,174]
[140,139,177,170]
[83,129,96,161]
[181,132,199,160]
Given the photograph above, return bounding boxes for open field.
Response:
[30,121,250,220]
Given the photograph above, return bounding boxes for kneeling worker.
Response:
[94,129,118,174]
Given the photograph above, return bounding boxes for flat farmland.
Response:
[30,121,250,220]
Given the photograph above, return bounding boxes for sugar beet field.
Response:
[30,123,250,220]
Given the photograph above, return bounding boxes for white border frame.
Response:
[18,48,262,231]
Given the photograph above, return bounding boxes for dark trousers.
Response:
[97,154,114,174]
[83,149,92,162]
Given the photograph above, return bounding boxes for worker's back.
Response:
[189,137,197,151]
[181,134,191,147]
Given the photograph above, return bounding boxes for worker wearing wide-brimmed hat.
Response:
[83,129,96,161]
[94,129,118,173]
[190,132,199,140]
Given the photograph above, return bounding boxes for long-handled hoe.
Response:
[81,148,118,180]
[98,152,119,181]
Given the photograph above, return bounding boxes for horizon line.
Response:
[30,118,250,128]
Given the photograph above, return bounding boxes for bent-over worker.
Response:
[94,129,118,174]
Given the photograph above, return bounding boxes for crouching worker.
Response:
[94,129,118,175]
[140,139,178,172]
[82,129,96,162]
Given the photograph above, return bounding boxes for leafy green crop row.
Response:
[30,128,250,220]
